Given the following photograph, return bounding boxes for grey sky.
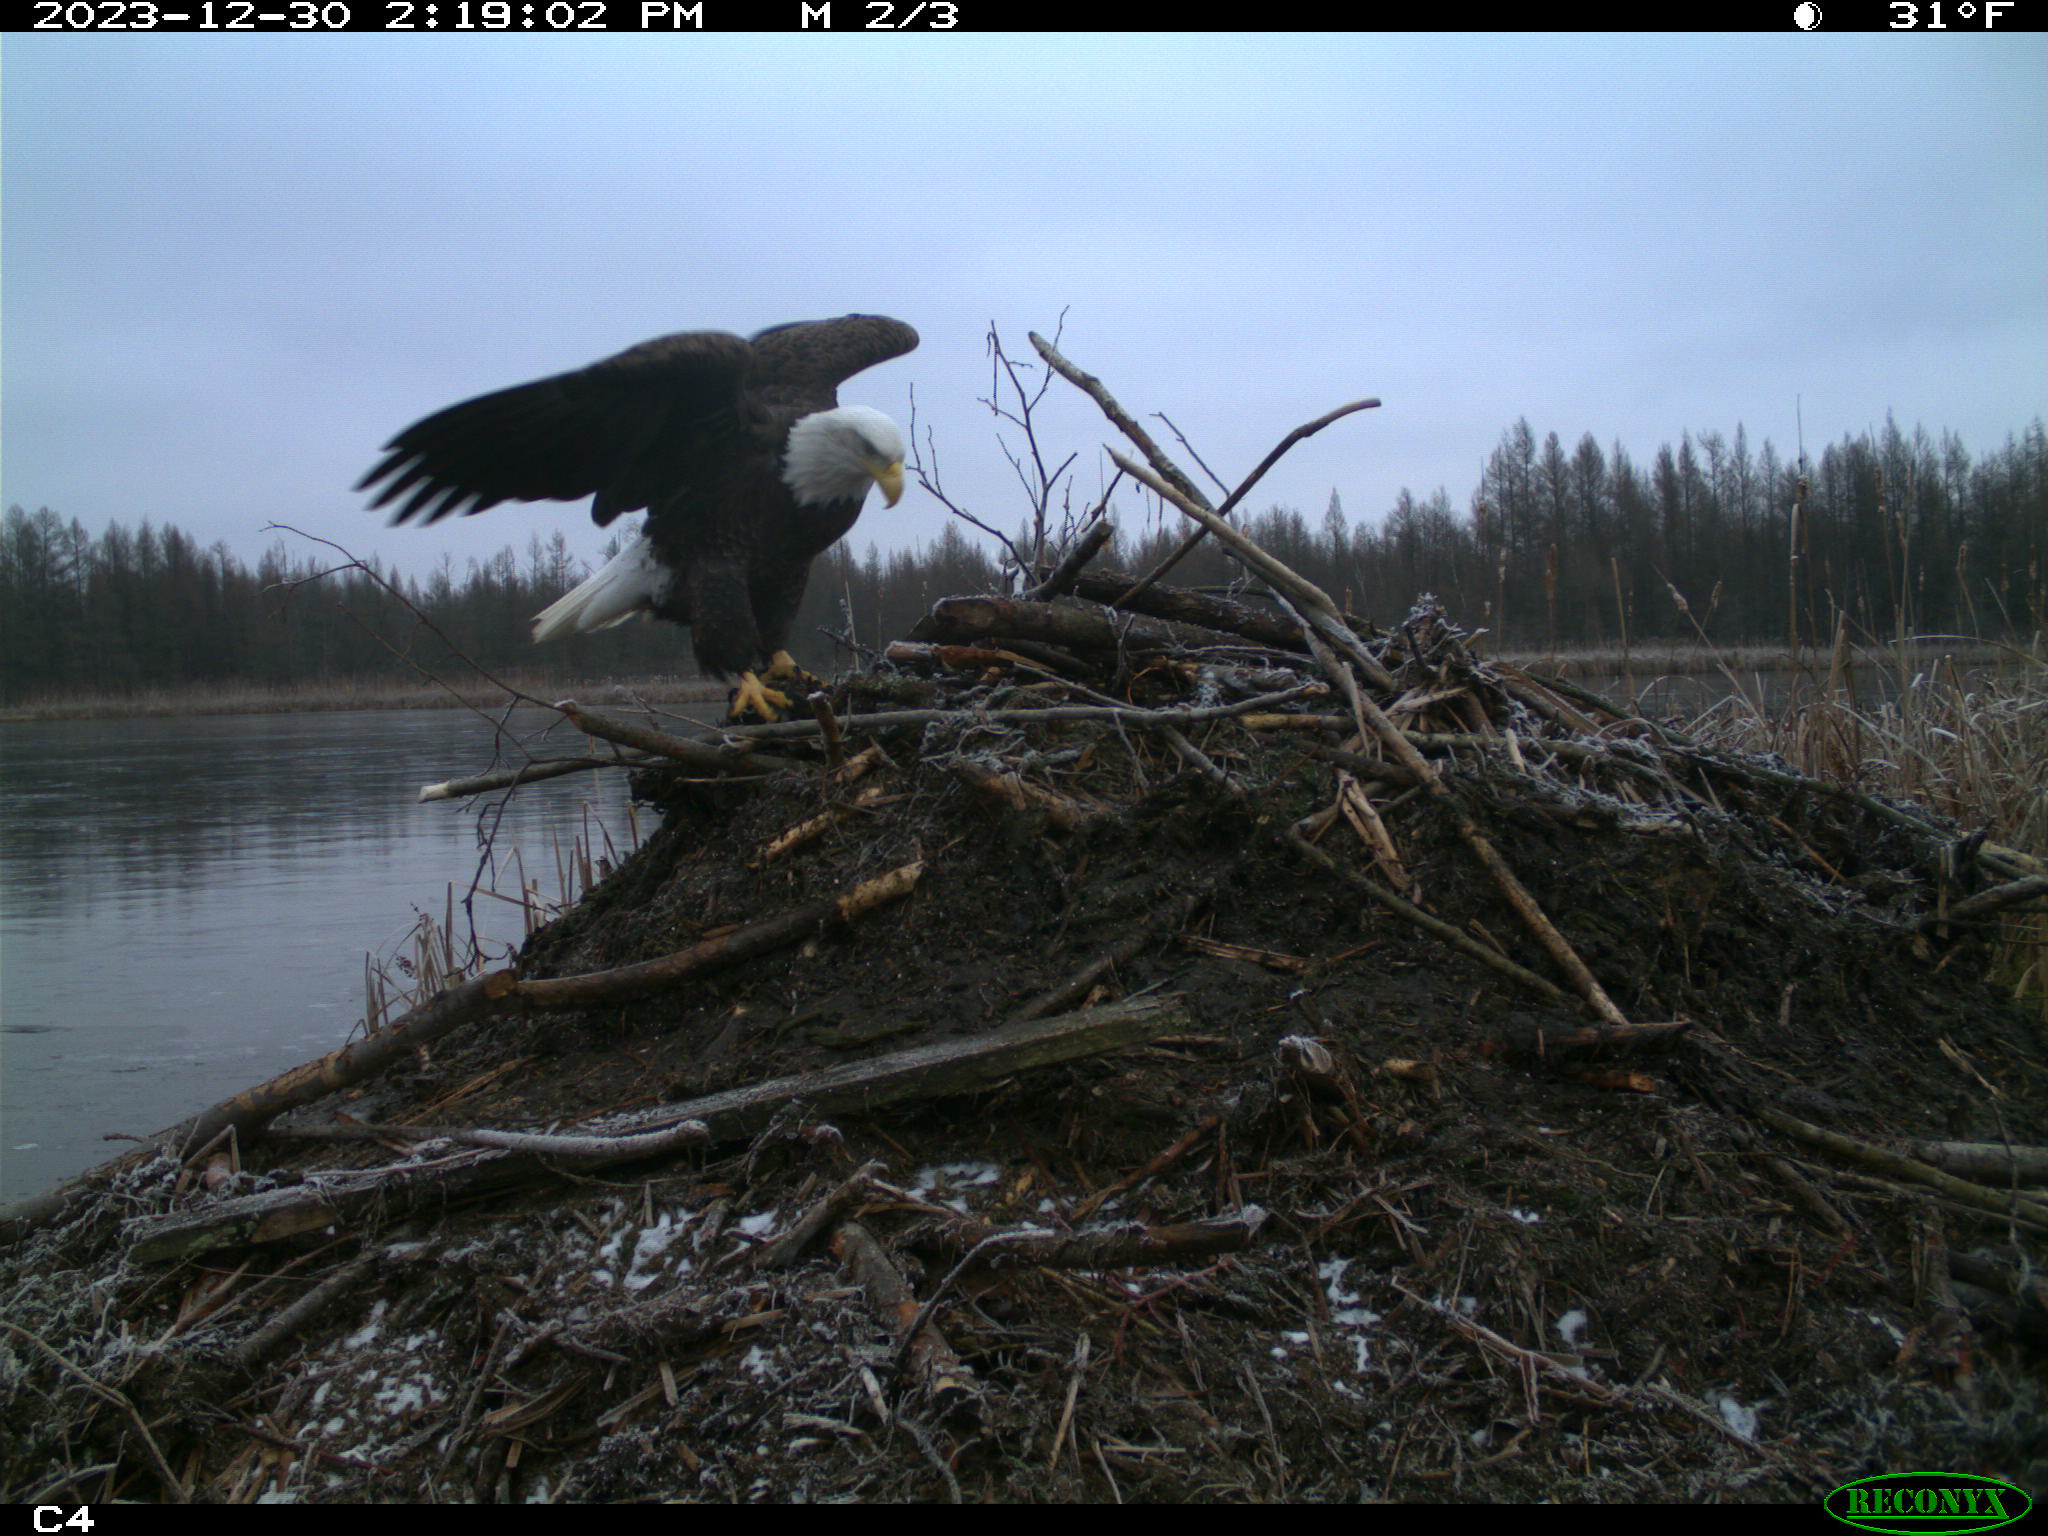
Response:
[4,33,2043,587]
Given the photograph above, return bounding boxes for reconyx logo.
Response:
[1825,1473,2032,1534]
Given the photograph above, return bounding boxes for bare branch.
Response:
[1156,411,1232,497]
[1029,331,1209,512]
[910,398,1028,572]
[1120,396,1381,603]
[418,753,655,804]
[264,524,552,719]
[1022,513,1117,601]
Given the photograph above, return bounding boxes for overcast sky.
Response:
[4,33,2043,587]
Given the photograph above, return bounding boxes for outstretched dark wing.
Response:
[358,331,756,527]
[745,315,920,415]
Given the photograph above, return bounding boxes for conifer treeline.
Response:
[3,414,2042,706]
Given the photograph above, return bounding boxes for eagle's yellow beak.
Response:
[873,459,905,507]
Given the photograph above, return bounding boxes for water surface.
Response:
[0,708,640,1201]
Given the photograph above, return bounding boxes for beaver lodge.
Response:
[4,339,2046,1504]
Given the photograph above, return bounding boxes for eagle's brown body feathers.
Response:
[360,315,916,703]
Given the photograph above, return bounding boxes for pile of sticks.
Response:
[466,335,2041,1041]
[10,341,2048,1507]
[26,335,2034,1262]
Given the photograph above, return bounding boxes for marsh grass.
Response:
[1516,475,2048,1020]
[359,799,644,1037]
[1501,637,2008,679]
[1668,630,2048,1018]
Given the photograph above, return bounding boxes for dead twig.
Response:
[1029,331,1210,515]
[0,1320,191,1501]
[834,1219,976,1409]
[552,699,811,778]
[1119,396,1381,603]
[1279,823,1570,1006]
[417,753,655,804]
[1286,597,1631,1026]
[751,783,896,867]
[1009,881,1218,1023]
[1752,1103,2048,1230]
[1071,1118,1226,1222]
[753,1162,886,1270]
[1025,513,1119,602]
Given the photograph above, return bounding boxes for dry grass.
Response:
[1498,637,2009,681]
[1682,633,2048,1016]
[361,804,646,1037]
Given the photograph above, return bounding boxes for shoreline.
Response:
[0,640,2017,723]
[0,674,728,724]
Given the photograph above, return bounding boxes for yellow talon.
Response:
[763,650,824,696]
[728,670,794,722]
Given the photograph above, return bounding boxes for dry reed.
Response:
[1686,638,2047,1017]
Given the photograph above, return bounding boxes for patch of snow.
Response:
[1717,1395,1759,1440]
[339,1299,389,1349]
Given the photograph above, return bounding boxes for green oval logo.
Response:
[1825,1473,2032,1534]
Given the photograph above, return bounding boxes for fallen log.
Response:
[509,860,923,1008]
[1903,1139,2048,1184]
[553,699,812,776]
[418,753,655,803]
[1066,569,1310,653]
[124,995,1191,1263]
[1920,875,2048,930]
[911,594,1193,655]
[834,1218,976,1409]
[1751,1103,2048,1230]
[1482,1019,1692,1065]
[932,1208,1267,1272]
[125,1118,716,1264]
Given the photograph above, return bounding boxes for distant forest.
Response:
[3,413,2043,707]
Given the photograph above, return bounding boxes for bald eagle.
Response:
[360,314,917,719]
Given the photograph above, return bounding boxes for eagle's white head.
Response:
[783,405,907,509]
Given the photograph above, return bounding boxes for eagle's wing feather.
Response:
[745,315,920,414]
[358,331,755,526]
[367,314,917,724]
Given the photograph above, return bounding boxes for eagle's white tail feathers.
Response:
[531,536,667,643]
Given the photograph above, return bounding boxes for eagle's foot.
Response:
[763,650,825,697]
[727,670,794,723]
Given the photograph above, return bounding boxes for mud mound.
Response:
[4,578,2045,1505]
